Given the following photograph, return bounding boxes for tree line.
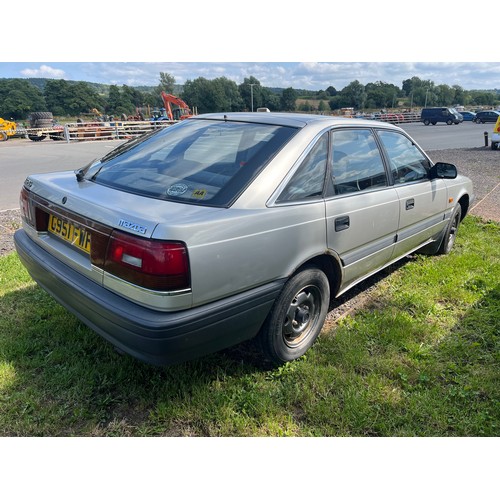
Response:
[0,72,498,121]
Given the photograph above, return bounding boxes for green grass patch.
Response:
[0,216,498,436]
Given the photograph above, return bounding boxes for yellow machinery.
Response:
[0,118,17,141]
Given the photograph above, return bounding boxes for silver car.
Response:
[14,113,474,366]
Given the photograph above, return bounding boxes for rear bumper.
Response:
[14,229,284,365]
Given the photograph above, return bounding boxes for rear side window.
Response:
[89,119,297,207]
[377,131,430,184]
[277,132,328,202]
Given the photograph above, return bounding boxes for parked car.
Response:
[474,110,500,124]
[14,113,474,366]
[459,111,476,121]
[420,107,463,125]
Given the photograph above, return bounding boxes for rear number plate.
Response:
[48,214,91,254]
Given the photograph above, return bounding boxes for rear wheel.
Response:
[258,266,330,365]
[423,119,430,126]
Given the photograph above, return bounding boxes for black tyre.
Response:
[29,112,54,128]
[446,119,453,125]
[492,142,499,150]
[259,266,330,365]
[30,112,53,120]
[437,204,462,255]
[28,134,46,142]
[423,119,430,126]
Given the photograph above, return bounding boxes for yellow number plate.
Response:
[48,214,91,254]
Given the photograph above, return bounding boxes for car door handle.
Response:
[406,198,415,210]
[335,216,350,232]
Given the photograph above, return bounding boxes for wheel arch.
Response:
[457,194,470,220]
[294,252,342,298]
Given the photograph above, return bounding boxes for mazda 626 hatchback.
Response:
[15,113,474,366]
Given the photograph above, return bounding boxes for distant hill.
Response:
[24,78,186,96]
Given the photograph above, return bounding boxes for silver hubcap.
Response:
[283,285,321,348]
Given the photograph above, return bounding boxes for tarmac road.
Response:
[0,139,125,210]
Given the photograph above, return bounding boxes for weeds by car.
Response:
[15,113,474,366]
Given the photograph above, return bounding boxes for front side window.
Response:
[377,131,430,184]
[88,119,298,207]
[331,129,387,195]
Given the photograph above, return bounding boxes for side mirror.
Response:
[430,162,457,179]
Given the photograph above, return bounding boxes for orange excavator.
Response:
[160,92,193,121]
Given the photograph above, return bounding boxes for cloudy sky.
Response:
[1,61,498,91]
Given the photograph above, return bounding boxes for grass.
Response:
[0,216,498,436]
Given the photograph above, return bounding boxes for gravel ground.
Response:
[1,147,498,324]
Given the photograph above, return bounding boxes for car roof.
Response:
[191,112,399,131]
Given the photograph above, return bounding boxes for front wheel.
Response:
[258,267,330,365]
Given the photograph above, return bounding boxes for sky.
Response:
[1,61,499,91]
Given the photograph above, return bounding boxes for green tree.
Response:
[280,87,297,111]
[44,80,104,116]
[402,76,436,106]
[318,100,328,113]
[260,88,281,111]
[434,84,455,106]
[152,72,176,106]
[182,77,244,113]
[106,85,134,116]
[0,79,46,119]
[365,81,401,109]
[158,72,176,94]
[325,86,337,96]
[340,80,366,109]
[239,76,262,111]
[469,90,496,106]
[453,85,466,106]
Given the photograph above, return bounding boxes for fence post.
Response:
[64,124,70,143]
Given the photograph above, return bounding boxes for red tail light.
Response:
[19,187,34,226]
[101,230,190,291]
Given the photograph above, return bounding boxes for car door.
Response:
[325,128,400,292]
[376,130,449,258]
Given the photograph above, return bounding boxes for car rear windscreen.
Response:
[88,118,298,207]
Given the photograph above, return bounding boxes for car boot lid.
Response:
[24,171,224,238]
